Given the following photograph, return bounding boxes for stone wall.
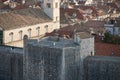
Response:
[24,44,63,80]
[63,47,81,80]
[23,35,95,80]
[84,56,120,80]
[0,46,23,80]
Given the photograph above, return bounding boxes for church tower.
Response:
[43,0,60,22]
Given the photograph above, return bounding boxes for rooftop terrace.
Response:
[27,36,79,49]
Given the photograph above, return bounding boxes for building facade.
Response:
[0,35,120,80]
[23,32,94,80]
[104,18,120,36]
[0,0,60,47]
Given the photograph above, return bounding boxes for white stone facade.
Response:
[79,38,94,58]
[2,0,60,47]
[43,0,60,22]
[74,32,95,57]
[105,24,120,36]
[4,22,59,44]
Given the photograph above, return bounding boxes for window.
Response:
[28,28,32,38]
[44,25,48,33]
[46,3,51,8]
[9,32,13,42]
[36,27,40,36]
[0,30,3,44]
[56,16,58,21]
[19,30,23,40]
[91,51,93,56]
[55,2,58,8]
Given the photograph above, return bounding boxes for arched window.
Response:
[19,30,23,40]
[56,16,58,21]
[9,32,13,42]
[28,28,32,38]
[44,25,48,33]
[55,2,58,8]
[36,27,40,36]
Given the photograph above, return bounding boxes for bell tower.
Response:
[43,0,60,22]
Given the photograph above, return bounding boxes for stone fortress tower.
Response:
[23,32,94,80]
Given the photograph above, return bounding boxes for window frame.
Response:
[28,28,32,38]
[36,27,40,36]
[19,30,23,40]
[9,32,14,42]
[46,3,51,8]
[44,25,48,33]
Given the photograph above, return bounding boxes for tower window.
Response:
[46,3,51,8]
[55,2,58,8]
[56,16,58,21]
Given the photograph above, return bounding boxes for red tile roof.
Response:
[13,4,28,10]
[46,25,74,38]
[95,42,120,57]
[60,8,85,20]
[0,0,7,2]
[47,20,105,37]
[0,3,11,9]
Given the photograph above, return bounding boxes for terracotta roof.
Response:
[0,0,7,2]
[0,3,10,9]
[15,0,35,5]
[60,8,85,20]
[84,20,105,27]
[47,20,105,37]
[13,4,28,10]
[95,42,120,57]
[0,8,52,30]
[107,2,120,11]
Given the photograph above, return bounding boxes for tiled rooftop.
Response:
[47,20,105,38]
[0,8,51,30]
[60,8,85,20]
[95,42,120,57]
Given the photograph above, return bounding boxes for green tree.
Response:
[103,32,113,43]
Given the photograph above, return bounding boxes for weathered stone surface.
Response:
[23,36,94,80]
[0,46,23,80]
[84,56,120,80]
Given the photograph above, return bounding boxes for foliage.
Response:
[103,32,120,44]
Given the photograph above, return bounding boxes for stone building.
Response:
[0,35,120,80]
[23,32,94,80]
[84,56,120,80]
[104,18,120,36]
[0,45,23,80]
[0,0,60,47]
